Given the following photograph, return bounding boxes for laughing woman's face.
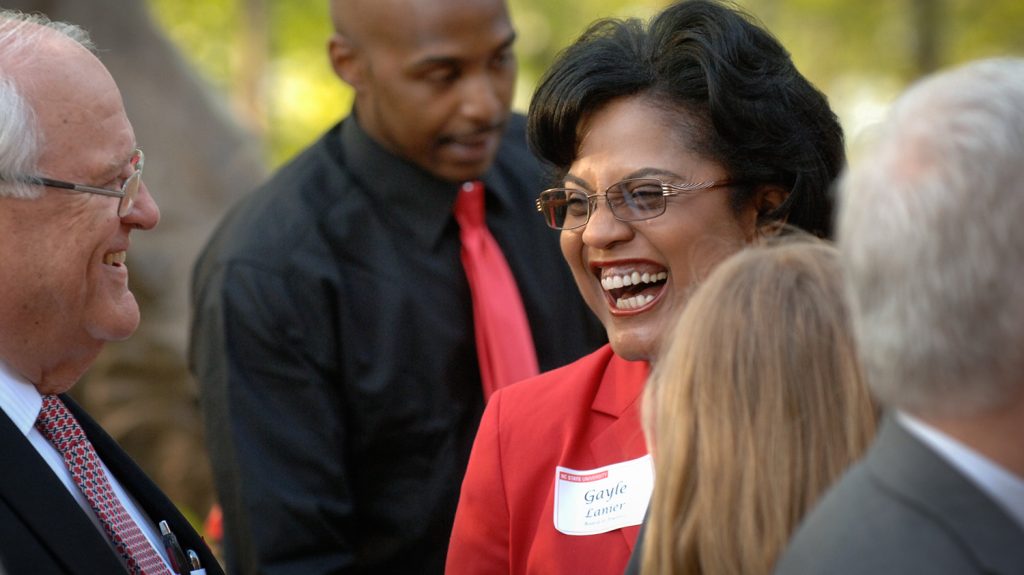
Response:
[559,96,758,361]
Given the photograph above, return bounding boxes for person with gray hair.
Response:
[775,57,1024,575]
[0,10,223,575]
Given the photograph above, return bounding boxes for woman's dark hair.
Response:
[527,0,844,237]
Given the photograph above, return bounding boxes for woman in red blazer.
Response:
[445,1,844,573]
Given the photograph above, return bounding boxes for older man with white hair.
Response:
[775,57,1024,575]
[0,10,222,575]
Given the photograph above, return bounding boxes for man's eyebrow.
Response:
[99,147,138,181]
[407,54,460,73]
[407,30,517,73]
[494,30,517,53]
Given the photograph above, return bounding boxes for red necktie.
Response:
[35,395,171,575]
[454,181,539,400]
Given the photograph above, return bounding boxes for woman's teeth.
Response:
[600,271,667,290]
[616,293,655,310]
[601,270,667,310]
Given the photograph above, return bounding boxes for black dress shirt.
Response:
[190,114,605,575]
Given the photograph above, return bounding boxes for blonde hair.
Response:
[641,237,876,575]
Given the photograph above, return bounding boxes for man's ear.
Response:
[328,33,364,89]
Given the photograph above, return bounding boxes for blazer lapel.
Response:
[0,412,126,575]
[868,417,1024,574]
[64,396,223,573]
[588,354,650,551]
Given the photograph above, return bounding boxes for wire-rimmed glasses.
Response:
[535,177,743,230]
[9,148,144,217]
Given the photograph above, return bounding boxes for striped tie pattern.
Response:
[35,395,170,575]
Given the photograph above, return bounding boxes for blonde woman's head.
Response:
[641,237,876,575]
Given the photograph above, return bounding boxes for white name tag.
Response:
[552,454,653,536]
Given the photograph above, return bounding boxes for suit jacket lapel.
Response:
[0,410,126,574]
[64,395,222,573]
[588,354,650,551]
[868,417,1024,574]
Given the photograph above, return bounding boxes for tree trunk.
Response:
[910,0,943,78]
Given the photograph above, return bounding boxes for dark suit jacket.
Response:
[0,394,222,575]
[775,416,1024,575]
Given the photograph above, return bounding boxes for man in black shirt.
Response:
[189,0,605,573]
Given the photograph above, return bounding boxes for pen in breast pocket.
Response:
[187,548,207,575]
[159,520,189,575]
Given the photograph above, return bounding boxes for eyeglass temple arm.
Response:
[662,179,748,195]
[32,176,126,198]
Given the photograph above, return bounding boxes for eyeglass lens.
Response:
[118,149,144,217]
[539,179,667,230]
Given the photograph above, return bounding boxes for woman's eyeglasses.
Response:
[535,177,743,230]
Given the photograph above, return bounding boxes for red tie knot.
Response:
[36,395,86,449]
[454,180,486,229]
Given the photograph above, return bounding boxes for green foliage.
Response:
[149,0,350,166]
[148,0,240,93]
[147,0,1024,169]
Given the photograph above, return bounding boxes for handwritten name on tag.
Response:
[553,454,653,536]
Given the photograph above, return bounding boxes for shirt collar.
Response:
[897,411,1024,531]
[339,115,513,249]
[0,359,43,437]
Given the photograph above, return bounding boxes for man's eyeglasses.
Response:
[5,148,144,217]
[535,177,743,230]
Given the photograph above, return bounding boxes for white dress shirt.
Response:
[898,411,1024,532]
[0,360,172,569]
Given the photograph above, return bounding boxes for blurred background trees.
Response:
[148,0,1024,166]
[7,0,1022,530]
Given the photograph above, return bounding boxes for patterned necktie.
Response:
[35,395,171,575]
[454,181,539,400]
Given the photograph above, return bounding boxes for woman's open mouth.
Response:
[598,266,668,312]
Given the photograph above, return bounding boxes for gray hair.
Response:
[0,10,94,199]
[839,57,1024,417]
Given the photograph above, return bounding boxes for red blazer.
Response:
[447,345,650,575]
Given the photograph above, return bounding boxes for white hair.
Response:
[839,57,1024,417]
[0,10,94,199]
